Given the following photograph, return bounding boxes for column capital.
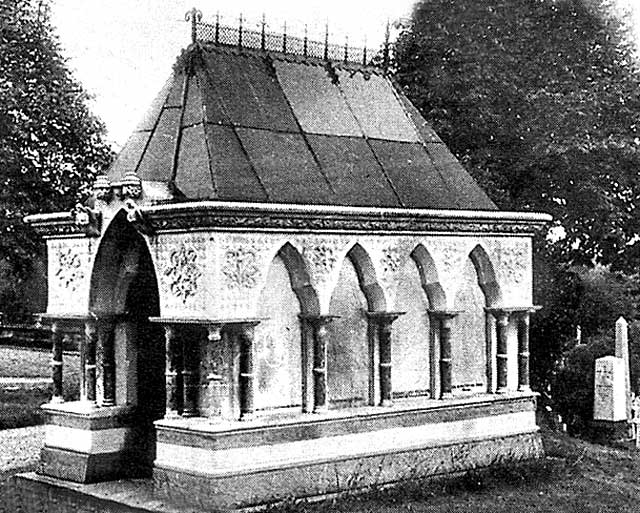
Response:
[366,311,405,324]
[300,314,340,324]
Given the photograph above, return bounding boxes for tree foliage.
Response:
[393,0,640,271]
[0,0,113,282]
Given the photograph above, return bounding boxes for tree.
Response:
[393,0,640,271]
[0,0,113,315]
[393,0,640,394]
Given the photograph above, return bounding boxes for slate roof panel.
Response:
[369,140,456,209]
[236,128,334,204]
[307,135,400,207]
[425,143,497,210]
[204,124,268,202]
[175,124,215,199]
[136,108,181,181]
[202,50,297,131]
[134,77,174,132]
[274,60,362,137]
[107,131,151,181]
[337,70,420,143]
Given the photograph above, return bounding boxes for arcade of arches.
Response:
[44,221,536,426]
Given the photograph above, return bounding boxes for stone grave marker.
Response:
[615,316,631,420]
[593,356,627,422]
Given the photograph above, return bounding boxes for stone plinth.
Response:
[152,393,542,510]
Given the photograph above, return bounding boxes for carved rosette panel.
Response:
[55,246,85,292]
[163,243,203,303]
[303,243,338,284]
[221,246,260,289]
[499,241,529,285]
[380,246,404,276]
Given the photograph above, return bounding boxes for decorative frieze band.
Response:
[26,202,550,238]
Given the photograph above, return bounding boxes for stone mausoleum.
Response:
[23,13,550,511]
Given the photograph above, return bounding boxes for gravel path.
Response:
[0,425,43,477]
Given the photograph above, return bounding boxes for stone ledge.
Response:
[42,403,137,430]
[155,393,537,451]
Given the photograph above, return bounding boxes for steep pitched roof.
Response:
[107,43,496,210]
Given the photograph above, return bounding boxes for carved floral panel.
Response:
[163,243,203,303]
[221,246,260,289]
[55,247,85,292]
[303,243,338,283]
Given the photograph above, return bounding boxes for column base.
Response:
[380,399,394,407]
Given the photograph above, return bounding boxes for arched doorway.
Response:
[88,210,163,474]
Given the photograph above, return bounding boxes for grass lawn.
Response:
[268,429,640,513]
[0,346,80,429]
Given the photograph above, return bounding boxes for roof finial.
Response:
[282,21,287,53]
[324,21,329,60]
[185,7,202,44]
[363,35,368,65]
[344,35,348,64]
[238,13,244,48]
[303,24,308,57]
[383,18,391,70]
[261,13,266,51]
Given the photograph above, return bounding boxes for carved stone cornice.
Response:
[25,210,102,239]
[25,201,551,238]
[139,202,550,235]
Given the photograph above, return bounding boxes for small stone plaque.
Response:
[594,356,627,422]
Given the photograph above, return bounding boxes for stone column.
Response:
[517,312,531,392]
[164,324,182,417]
[368,313,403,407]
[429,311,459,399]
[491,310,510,394]
[206,325,224,419]
[50,321,64,404]
[84,318,98,403]
[305,315,335,413]
[98,317,116,407]
[182,330,200,418]
[238,323,257,421]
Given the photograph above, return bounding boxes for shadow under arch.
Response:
[469,244,502,307]
[88,209,163,475]
[346,243,386,312]
[276,242,320,315]
[410,244,446,310]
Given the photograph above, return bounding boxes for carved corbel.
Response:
[71,203,101,237]
[124,199,154,235]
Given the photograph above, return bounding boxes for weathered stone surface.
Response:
[594,356,627,422]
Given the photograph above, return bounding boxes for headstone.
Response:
[615,316,631,420]
[594,356,627,422]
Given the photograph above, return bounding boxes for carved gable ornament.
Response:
[164,244,203,303]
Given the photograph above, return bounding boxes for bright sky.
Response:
[50,1,415,149]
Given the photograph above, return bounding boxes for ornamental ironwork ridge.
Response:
[185,7,391,68]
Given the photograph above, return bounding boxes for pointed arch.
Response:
[469,244,501,307]
[410,244,446,309]
[346,243,386,311]
[276,242,320,315]
[89,210,159,316]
